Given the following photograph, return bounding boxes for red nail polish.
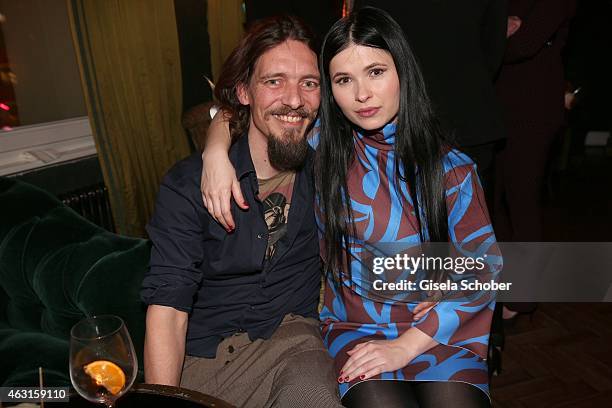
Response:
[360,374,366,380]
[337,377,343,383]
[344,376,349,382]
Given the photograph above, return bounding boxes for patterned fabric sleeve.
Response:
[413,150,502,358]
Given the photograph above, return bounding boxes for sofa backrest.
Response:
[0,177,150,386]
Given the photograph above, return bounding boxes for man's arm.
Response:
[141,170,206,385]
[144,305,188,386]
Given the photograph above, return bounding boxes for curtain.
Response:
[67,0,191,237]
[207,0,245,81]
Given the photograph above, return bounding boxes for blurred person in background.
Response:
[494,0,577,320]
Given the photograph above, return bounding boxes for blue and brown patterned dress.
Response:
[312,123,502,399]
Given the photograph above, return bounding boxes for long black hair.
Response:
[316,7,449,277]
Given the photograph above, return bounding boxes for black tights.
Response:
[342,380,491,408]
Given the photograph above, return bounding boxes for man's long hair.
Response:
[317,7,450,277]
[214,16,317,142]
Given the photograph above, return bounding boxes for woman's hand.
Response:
[200,110,248,231]
[339,328,439,383]
[339,339,416,383]
[200,149,248,232]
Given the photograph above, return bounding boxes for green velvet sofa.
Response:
[0,177,150,387]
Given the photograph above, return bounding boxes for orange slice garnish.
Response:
[83,360,126,395]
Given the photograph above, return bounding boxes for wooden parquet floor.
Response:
[491,303,612,407]
[491,151,612,407]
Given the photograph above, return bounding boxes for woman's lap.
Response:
[341,380,491,408]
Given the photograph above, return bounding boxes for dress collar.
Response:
[353,122,396,151]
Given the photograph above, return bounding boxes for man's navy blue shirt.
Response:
[141,135,321,358]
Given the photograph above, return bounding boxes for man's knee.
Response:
[270,382,343,408]
[270,349,340,406]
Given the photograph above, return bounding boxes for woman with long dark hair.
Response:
[200,8,500,407]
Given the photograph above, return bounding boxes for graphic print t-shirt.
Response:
[257,171,296,259]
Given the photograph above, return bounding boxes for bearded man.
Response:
[140,15,342,408]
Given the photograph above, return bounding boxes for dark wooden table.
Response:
[43,383,235,408]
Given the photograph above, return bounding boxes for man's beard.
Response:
[264,106,314,171]
[266,129,309,172]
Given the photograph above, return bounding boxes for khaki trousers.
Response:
[180,314,343,408]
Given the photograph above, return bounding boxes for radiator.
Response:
[59,183,115,232]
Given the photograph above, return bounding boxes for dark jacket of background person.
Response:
[496,0,577,136]
[355,0,508,148]
[564,0,612,133]
[494,0,576,246]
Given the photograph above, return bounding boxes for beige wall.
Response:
[0,0,86,126]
